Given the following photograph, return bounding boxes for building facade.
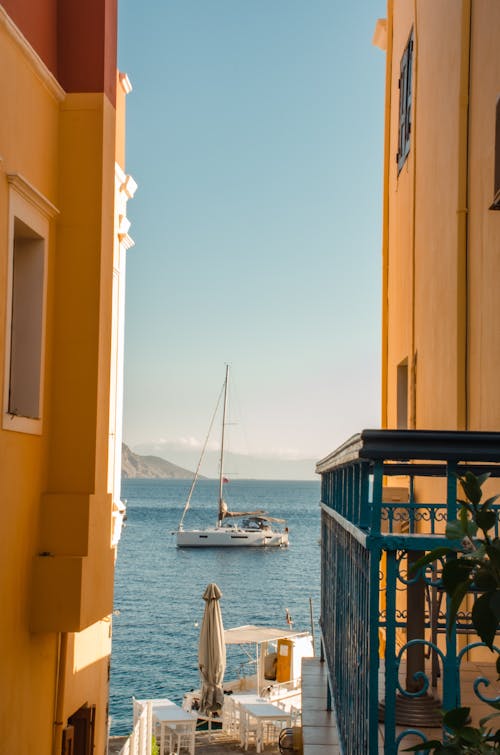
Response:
[312,5,500,752]
[375,0,500,688]
[0,1,135,752]
[378,0,500,434]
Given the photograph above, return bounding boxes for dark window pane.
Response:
[397,31,414,173]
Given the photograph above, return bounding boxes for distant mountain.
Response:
[133,442,319,481]
[121,443,199,479]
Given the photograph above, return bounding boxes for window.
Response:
[3,177,55,434]
[490,98,500,209]
[397,31,414,174]
[8,218,45,419]
[67,705,96,755]
[397,360,408,429]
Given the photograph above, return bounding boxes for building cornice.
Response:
[115,163,138,199]
[119,72,133,95]
[7,173,59,218]
[0,5,65,102]
[114,163,136,249]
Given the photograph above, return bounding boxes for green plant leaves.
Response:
[474,568,498,591]
[405,473,500,751]
[446,517,478,541]
[459,475,482,506]
[459,472,491,507]
[477,510,498,533]
[403,706,500,752]
[483,496,500,511]
[442,559,474,593]
[472,593,500,649]
[403,741,443,752]
[410,547,455,574]
[448,580,472,635]
[486,540,500,569]
[490,591,500,620]
[443,707,471,729]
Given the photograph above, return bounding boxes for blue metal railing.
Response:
[316,430,500,754]
[321,510,372,753]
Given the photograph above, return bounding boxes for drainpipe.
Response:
[403,0,471,720]
[456,0,471,430]
[380,0,394,429]
[405,0,426,663]
[53,632,69,755]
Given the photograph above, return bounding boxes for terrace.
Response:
[312,429,500,754]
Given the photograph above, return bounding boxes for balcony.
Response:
[30,492,114,632]
[314,430,500,754]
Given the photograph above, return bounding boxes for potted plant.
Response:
[405,472,500,753]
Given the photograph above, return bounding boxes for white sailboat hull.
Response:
[176,526,288,548]
[176,367,290,547]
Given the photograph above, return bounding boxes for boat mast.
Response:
[177,381,224,531]
[217,364,229,526]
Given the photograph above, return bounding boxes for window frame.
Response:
[490,97,500,209]
[3,177,55,434]
[397,30,414,174]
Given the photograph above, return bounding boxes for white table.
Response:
[238,701,292,753]
[152,701,196,755]
[231,693,268,706]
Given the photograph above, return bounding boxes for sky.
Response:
[117,0,387,479]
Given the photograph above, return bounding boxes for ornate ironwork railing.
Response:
[321,510,372,752]
[316,430,500,755]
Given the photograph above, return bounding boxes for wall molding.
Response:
[7,173,59,218]
[0,6,65,102]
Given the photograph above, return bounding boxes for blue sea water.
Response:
[109,478,321,736]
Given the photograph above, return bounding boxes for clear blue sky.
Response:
[118,0,387,477]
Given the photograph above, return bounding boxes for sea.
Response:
[109,478,321,736]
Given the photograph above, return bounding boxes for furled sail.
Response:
[219,500,285,523]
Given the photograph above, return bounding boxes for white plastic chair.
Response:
[222,696,240,737]
[170,720,196,755]
[289,705,301,725]
[262,715,285,747]
[156,723,175,755]
[240,708,260,751]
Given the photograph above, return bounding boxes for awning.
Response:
[224,625,306,645]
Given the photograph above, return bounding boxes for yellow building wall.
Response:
[0,18,59,755]
[468,1,500,429]
[380,0,500,668]
[384,0,416,429]
[0,10,129,755]
[412,1,464,430]
[382,0,500,432]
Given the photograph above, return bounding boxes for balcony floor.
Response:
[302,656,500,753]
[301,658,341,754]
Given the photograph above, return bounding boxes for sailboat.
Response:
[174,366,289,547]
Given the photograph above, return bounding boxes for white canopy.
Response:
[224,625,306,645]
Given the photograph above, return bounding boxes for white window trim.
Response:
[3,174,58,435]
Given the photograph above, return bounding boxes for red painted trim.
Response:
[2,0,117,104]
[58,0,117,104]
[2,0,58,75]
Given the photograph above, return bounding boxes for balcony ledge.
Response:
[316,429,500,474]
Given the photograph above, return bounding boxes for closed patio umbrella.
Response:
[199,583,226,716]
